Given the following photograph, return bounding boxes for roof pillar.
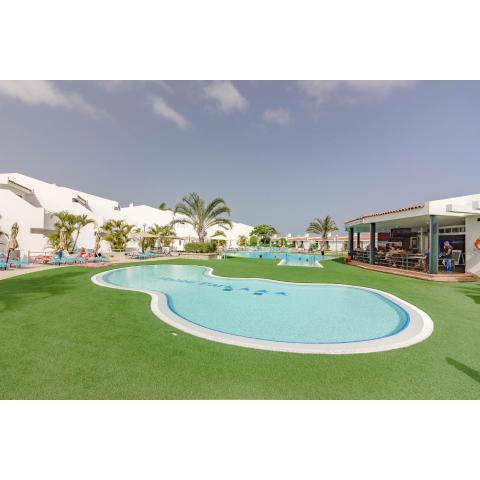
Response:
[369,223,376,264]
[348,227,354,255]
[429,215,438,274]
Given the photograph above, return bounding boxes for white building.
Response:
[271,232,371,252]
[344,193,480,276]
[0,173,253,256]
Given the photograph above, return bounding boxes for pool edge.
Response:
[91,265,434,355]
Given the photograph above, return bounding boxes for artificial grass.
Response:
[0,257,479,399]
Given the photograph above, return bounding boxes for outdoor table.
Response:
[406,254,426,270]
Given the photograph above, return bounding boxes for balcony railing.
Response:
[352,250,428,272]
[351,250,464,273]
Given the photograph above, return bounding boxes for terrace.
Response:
[344,196,480,281]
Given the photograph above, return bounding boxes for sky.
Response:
[1,80,480,234]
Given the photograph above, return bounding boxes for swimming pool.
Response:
[226,251,337,267]
[92,265,433,354]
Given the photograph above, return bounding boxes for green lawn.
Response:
[1,257,479,399]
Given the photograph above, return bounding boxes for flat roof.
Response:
[345,192,480,229]
[273,233,370,241]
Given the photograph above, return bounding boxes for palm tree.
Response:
[306,215,338,249]
[71,214,94,252]
[102,219,136,251]
[172,193,232,243]
[53,211,77,231]
[237,235,247,247]
[48,211,77,251]
[147,223,176,249]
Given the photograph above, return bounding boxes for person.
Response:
[423,248,430,272]
[443,240,453,272]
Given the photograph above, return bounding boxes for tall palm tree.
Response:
[102,219,136,251]
[71,214,94,252]
[306,215,338,249]
[172,193,232,243]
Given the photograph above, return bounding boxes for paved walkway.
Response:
[0,264,56,280]
[0,254,216,281]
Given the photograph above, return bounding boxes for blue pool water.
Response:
[227,251,337,267]
[102,265,409,344]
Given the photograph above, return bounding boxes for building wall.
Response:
[0,189,46,257]
[465,216,480,275]
[0,173,253,254]
[429,193,480,216]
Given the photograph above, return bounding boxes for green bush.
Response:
[184,242,215,253]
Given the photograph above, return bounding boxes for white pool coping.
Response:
[277,259,324,268]
[91,265,434,355]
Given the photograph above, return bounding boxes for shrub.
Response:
[184,242,215,253]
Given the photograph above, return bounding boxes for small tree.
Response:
[237,235,247,247]
[102,219,136,251]
[147,223,176,250]
[48,211,77,251]
[250,224,278,246]
[71,214,94,252]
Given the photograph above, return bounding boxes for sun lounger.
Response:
[87,256,109,263]
[9,260,29,268]
[65,257,82,264]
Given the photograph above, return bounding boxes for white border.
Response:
[91,265,434,355]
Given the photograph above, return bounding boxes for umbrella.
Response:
[6,222,19,263]
[210,233,227,253]
[58,226,67,251]
[94,228,103,255]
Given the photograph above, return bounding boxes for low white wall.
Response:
[465,216,480,275]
